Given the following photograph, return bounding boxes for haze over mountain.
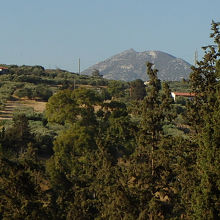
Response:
[82,49,192,81]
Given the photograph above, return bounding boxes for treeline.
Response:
[0,56,190,108]
[0,22,219,219]
[0,64,112,109]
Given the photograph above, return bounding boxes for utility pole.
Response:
[78,58,81,75]
[194,49,198,66]
[73,77,76,90]
[73,58,80,89]
[73,59,76,89]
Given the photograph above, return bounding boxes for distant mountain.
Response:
[82,49,192,81]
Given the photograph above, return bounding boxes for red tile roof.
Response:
[172,92,195,97]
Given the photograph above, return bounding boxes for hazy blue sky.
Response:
[0,0,219,72]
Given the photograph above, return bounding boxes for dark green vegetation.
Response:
[0,65,110,104]
[0,22,219,219]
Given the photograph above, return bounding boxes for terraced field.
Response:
[0,100,46,120]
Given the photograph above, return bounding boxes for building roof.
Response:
[0,67,9,70]
[172,92,195,97]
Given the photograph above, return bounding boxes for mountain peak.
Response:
[82,49,192,81]
[119,48,136,55]
[148,50,158,59]
[127,48,136,52]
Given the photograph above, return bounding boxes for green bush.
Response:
[176,96,187,105]
[34,85,53,101]
[14,88,33,99]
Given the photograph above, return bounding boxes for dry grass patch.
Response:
[0,100,47,120]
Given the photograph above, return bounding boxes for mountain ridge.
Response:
[82,49,192,81]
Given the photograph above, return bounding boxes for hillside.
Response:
[0,65,111,119]
[82,49,192,81]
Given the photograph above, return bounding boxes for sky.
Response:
[0,0,219,72]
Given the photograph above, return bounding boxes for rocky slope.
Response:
[82,49,192,81]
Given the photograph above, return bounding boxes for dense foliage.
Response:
[0,22,219,219]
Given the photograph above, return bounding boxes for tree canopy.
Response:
[0,21,219,220]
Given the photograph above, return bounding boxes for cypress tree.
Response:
[0,148,50,219]
[127,62,179,219]
[188,21,220,219]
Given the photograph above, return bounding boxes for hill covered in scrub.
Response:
[0,64,191,121]
[0,64,110,102]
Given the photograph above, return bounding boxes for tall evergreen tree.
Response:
[0,148,51,219]
[45,88,101,219]
[0,114,34,157]
[187,21,220,219]
[129,79,146,100]
[126,62,179,219]
[139,62,162,176]
[161,82,176,122]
